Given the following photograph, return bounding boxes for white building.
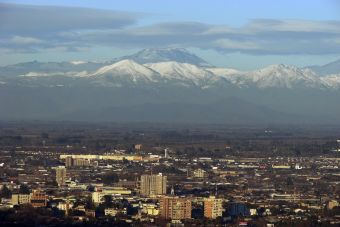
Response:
[92,187,132,203]
[105,208,127,216]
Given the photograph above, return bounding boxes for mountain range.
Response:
[1,48,340,124]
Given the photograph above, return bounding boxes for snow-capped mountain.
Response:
[1,59,340,90]
[1,47,339,90]
[207,64,335,89]
[244,64,322,89]
[206,67,247,87]
[90,59,161,86]
[1,48,340,124]
[146,61,218,86]
[320,74,340,89]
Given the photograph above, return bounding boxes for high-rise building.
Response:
[164,148,170,159]
[159,196,192,220]
[65,156,73,168]
[56,166,67,186]
[140,173,167,196]
[204,196,224,219]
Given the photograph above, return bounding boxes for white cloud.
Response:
[10,36,43,45]
[213,39,260,50]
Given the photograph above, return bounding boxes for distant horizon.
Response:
[1,47,339,71]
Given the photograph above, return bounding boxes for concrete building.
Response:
[104,208,127,216]
[142,203,159,216]
[11,194,31,205]
[140,173,167,196]
[73,158,90,167]
[65,156,73,168]
[159,196,192,220]
[134,144,142,151]
[193,168,206,178]
[57,201,73,216]
[60,154,143,161]
[65,157,90,168]
[56,166,67,186]
[164,148,170,159]
[204,196,223,219]
[30,190,47,207]
[92,187,132,203]
[327,200,339,210]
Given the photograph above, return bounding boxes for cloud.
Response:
[244,19,340,33]
[1,3,340,56]
[0,3,141,35]
[213,39,260,51]
[77,19,340,55]
[10,36,44,45]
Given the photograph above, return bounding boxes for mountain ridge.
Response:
[1,48,340,124]
[2,59,339,90]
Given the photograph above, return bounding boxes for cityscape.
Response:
[0,123,339,226]
[1,0,340,226]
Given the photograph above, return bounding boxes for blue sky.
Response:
[1,0,340,69]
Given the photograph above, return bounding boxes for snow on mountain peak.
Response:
[248,64,320,88]
[94,59,153,75]
[2,52,340,90]
[320,74,340,89]
[91,59,160,85]
[146,61,215,86]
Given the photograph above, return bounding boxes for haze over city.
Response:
[0,1,339,227]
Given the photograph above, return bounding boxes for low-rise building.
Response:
[104,208,127,216]
[11,194,31,205]
[142,203,159,216]
[92,187,132,203]
[193,168,206,178]
[30,190,47,207]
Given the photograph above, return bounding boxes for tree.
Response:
[286,177,294,187]
[102,172,119,185]
[87,185,95,192]
[0,185,12,199]
[122,158,129,165]
[103,195,113,208]
[85,196,96,210]
[19,184,30,194]
[294,148,301,157]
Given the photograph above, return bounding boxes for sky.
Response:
[0,0,340,69]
